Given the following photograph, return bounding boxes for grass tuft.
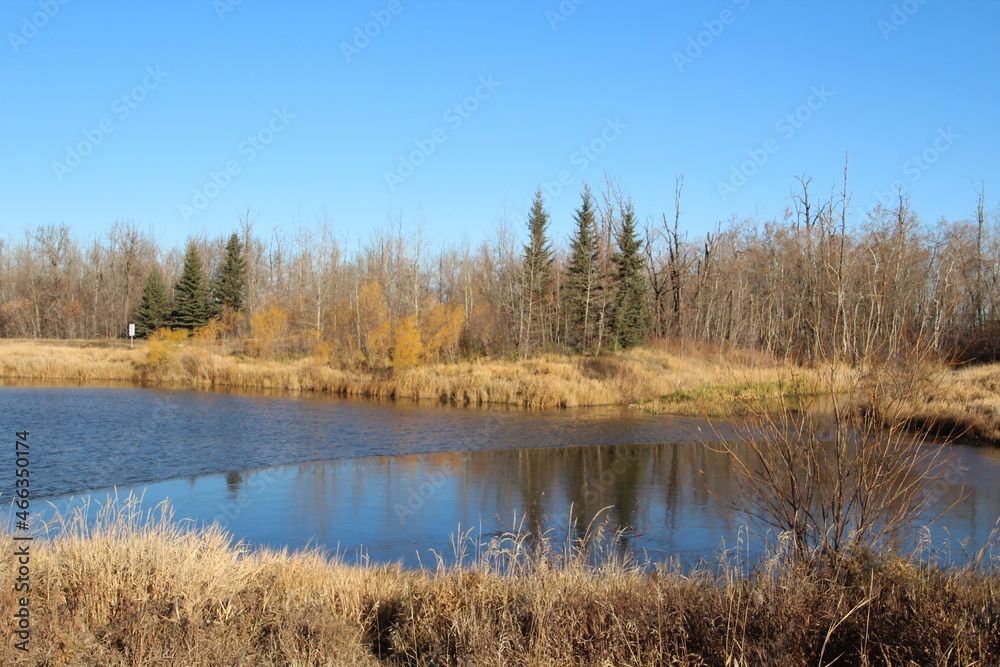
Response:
[2,494,998,665]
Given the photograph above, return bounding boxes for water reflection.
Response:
[22,438,998,569]
[0,386,735,500]
[1,385,998,568]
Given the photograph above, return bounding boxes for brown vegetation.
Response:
[719,361,966,562]
[1,179,997,366]
[0,337,838,410]
[896,363,1000,442]
[4,338,1000,445]
[1,496,997,666]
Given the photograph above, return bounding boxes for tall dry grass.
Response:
[0,339,143,382]
[0,338,838,410]
[5,338,1000,445]
[894,362,1000,442]
[1,494,997,665]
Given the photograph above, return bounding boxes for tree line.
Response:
[1,173,997,366]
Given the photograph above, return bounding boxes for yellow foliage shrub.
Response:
[312,340,334,365]
[422,303,465,362]
[392,315,423,371]
[191,318,224,347]
[366,320,391,368]
[146,328,188,367]
[248,305,288,358]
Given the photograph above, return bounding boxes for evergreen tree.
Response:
[171,242,210,330]
[212,232,246,314]
[134,266,169,337]
[611,202,651,349]
[565,186,600,350]
[521,188,554,355]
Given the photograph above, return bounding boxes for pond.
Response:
[2,386,998,567]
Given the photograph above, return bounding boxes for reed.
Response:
[893,362,1000,442]
[1,494,997,665]
[4,339,1000,445]
[0,338,836,410]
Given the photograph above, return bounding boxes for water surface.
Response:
[2,386,998,567]
[0,386,732,499]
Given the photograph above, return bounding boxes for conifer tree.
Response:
[171,242,210,330]
[212,232,246,314]
[520,188,553,355]
[611,202,651,349]
[565,186,600,350]
[134,266,169,337]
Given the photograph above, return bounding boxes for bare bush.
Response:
[719,355,964,563]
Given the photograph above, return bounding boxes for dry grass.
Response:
[0,339,143,382]
[0,338,837,411]
[896,363,1000,442]
[4,339,1000,444]
[1,495,998,666]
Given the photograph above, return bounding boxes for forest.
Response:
[1,173,997,368]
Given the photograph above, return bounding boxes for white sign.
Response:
[128,323,135,337]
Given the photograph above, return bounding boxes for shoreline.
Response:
[2,338,1000,443]
[1,498,996,665]
[3,341,998,663]
[0,337,835,410]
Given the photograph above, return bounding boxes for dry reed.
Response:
[0,338,839,411]
[4,338,1000,444]
[1,494,997,665]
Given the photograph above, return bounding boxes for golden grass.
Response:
[0,339,144,382]
[1,495,997,665]
[3,338,1000,444]
[0,338,835,411]
[895,362,1000,442]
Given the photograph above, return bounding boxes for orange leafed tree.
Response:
[356,280,391,367]
[366,320,391,368]
[248,304,288,358]
[392,315,423,370]
[422,302,465,362]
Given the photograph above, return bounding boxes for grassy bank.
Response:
[0,338,834,410]
[2,498,997,666]
[897,363,1000,442]
[3,338,1000,444]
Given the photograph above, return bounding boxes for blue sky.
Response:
[2,0,998,251]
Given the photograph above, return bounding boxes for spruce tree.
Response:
[171,242,210,330]
[521,188,553,354]
[611,203,651,349]
[212,232,246,313]
[565,186,600,350]
[134,266,169,337]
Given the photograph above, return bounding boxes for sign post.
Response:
[128,323,135,348]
